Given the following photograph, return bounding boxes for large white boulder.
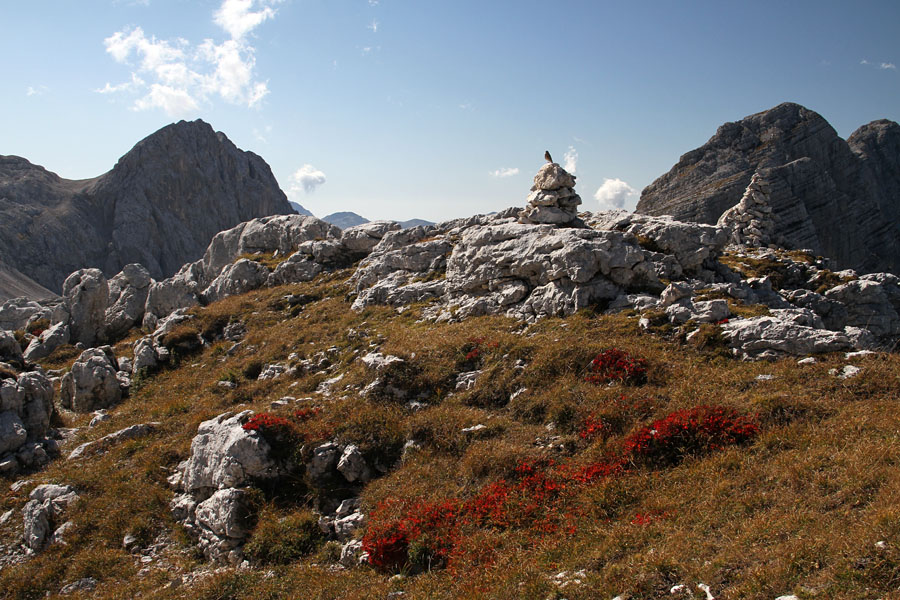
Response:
[62,268,109,346]
[59,347,122,413]
[104,263,152,340]
[179,411,279,494]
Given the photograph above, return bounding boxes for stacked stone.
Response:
[519,162,582,225]
[717,172,777,247]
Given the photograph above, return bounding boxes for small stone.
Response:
[797,357,816,365]
[829,365,861,379]
[845,350,876,359]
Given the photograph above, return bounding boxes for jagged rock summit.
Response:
[636,102,900,275]
[0,120,293,299]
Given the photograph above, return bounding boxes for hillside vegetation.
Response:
[2,264,899,600]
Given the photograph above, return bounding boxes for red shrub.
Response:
[242,413,302,461]
[365,405,758,572]
[584,348,647,385]
[578,414,605,440]
[362,499,460,572]
[622,405,759,467]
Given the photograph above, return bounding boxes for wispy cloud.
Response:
[861,59,896,71]
[458,102,474,111]
[368,19,379,33]
[594,178,638,211]
[563,146,578,174]
[490,167,519,178]
[253,125,272,144]
[290,164,327,194]
[99,0,279,117]
[26,85,48,97]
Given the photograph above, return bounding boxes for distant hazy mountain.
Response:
[322,211,434,230]
[0,120,293,296]
[399,218,434,229]
[289,201,313,216]
[322,212,369,229]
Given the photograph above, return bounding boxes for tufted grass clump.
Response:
[244,508,325,565]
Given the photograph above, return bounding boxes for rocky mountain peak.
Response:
[0,120,293,299]
[637,102,900,274]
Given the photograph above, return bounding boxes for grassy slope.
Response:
[1,268,899,600]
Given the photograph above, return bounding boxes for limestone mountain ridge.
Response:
[636,102,900,275]
[0,120,293,299]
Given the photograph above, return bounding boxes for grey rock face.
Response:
[0,411,27,455]
[637,102,900,274]
[337,445,372,484]
[62,269,108,346]
[172,411,281,564]
[22,484,79,553]
[0,330,22,365]
[720,316,853,360]
[825,277,900,337]
[104,264,152,340]
[193,488,252,564]
[0,120,294,295]
[59,347,122,413]
[200,214,340,282]
[587,211,729,276]
[178,411,278,494]
[0,371,55,475]
[341,221,402,254]
[23,322,70,362]
[67,422,159,460]
[202,259,269,304]
[0,297,46,331]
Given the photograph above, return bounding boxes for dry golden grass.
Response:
[0,269,898,599]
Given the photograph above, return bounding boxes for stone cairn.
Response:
[717,172,777,247]
[519,162,582,225]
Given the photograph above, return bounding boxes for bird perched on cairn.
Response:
[544,150,553,163]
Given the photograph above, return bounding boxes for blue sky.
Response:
[2,0,898,223]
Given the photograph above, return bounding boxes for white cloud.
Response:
[368,19,379,33]
[25,85,48,97]
[594,178,638,211]
[563,146,578,174]
[134,83,200,115]
[100,0,278,116]
[290,164,327,194]
[861,59,896,71]
[96,73,146,94]
[214,0,276,41]
[490,167,519,178]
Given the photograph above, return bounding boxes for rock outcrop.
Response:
[0,371,56,475]
[636,102,900,274]
[0,120,293,296]
[22,484,79,554]
[170,411,280,564]
[59,347,123,413]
